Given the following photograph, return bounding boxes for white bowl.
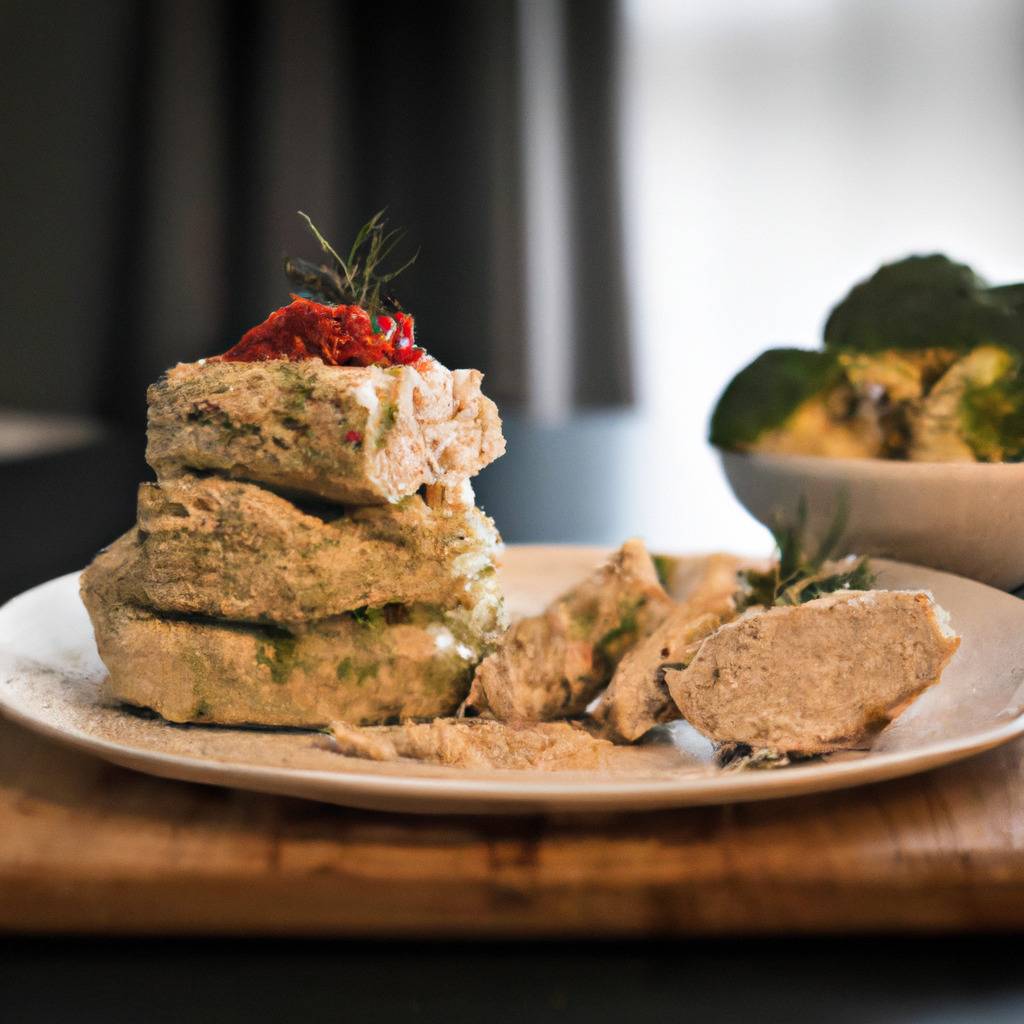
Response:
[719,449,1024,591]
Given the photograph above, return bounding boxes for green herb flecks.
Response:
[285,211,419,319]
[254,629,302,685]
[734,495,875,612]
[351,605,386,629]
[336,656,380,686]
[595,598,645,668]
[652,554,674,589]
[374,402,398,449]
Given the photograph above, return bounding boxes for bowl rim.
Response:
[715,446,1024,476]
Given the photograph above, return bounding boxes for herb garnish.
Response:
[284,211,418,318]
[734,496,875,612]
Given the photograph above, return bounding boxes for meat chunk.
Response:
[329,718,617,771]
[108,476,501,626]
[464,539,674,723]
[80,546,504,728]
[146,356,505,505]
[594,553,749,742]
[594,610,721,742]
[663,590,960,754]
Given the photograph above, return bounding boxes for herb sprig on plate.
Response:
[734,496,875,612]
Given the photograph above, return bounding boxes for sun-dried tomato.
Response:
[216,297,424,367]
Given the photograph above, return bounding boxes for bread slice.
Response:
[146,356,505,504]
[663,590,960,754]
[107,476,501,627]
[80,561,504,728]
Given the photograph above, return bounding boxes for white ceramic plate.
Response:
[1,546,1023,815]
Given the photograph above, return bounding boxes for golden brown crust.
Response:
[109,477,501,627]
[80,558,501,729]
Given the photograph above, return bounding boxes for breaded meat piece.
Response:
[595,553,753,742]
[108,477,501,627]
[146,356,505,505]
[594,610,721,742]
[663,590,960,754]
[464,539,674,723]
[81,551,504,728]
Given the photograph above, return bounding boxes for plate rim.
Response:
[2,558,1023,812]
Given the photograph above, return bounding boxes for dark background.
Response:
[5,936,1024,1023]
[1,0,636,596]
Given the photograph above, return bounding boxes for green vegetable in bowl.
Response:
[988,283,1024,314]
[948,347,1024,462]
[709,348,841,450]
[823,254,1024,354]
[711,253,1024,462]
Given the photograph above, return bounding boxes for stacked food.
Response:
[711,255,1024,461]
[80,215,963,774]
[81,215,506,727]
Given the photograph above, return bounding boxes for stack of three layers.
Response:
[81,355,506,727]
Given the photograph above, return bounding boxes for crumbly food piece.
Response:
[594,553,749,742]
[81,550,504,728]
[329,718,617,771]
[108,476,501,626]
[595,553,760,742]
[594,610,721,742]
[146,356,505,505]
[663,590,960,755]
[464,539,674,723]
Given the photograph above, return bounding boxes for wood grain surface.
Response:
[1,715,1023,936]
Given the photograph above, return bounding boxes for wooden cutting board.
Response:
[1,714,1023,936]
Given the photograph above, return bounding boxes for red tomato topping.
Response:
[216,296,424,367]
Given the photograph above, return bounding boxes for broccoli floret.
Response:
[989,283,1024,314]
[909,346,1024,462]
[960,358,1024,462]
[709,348,841,450]
[824,254,1024,354]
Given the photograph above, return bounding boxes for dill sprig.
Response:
[283,210,419,317]
[735,495,875,612]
